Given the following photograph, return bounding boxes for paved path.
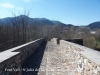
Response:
[22,41,77,75]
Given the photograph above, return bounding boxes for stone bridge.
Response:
[0,38,100,75]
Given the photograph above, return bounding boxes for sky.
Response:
[0,0,100,25]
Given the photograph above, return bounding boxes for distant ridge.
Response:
[0,15,100,29]
[0,15,65,26]
[87,21,100,29]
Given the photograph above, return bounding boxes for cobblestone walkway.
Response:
[22,41,77,75]
[38,41,77,75]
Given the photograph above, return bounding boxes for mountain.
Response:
[87,21,100,29]
[0,15,66,26]
[66,24,74,27]
[0,17,13,24]
[0,15,100,29]
[29,18,54,26]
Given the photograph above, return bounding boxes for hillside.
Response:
[0,15,66,26]
[87,21,100,29]
[0,15,100,29]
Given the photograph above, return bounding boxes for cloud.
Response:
[16,7,24,11]
[23,0,32,3]
[0,3,15,8]
[23,0,43,3]
[0,3,24,11]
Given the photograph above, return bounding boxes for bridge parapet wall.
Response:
[59,39,100,75]
[0,38,44,75]
[51,38,100,75]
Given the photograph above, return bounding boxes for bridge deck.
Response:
[22,41,77,75]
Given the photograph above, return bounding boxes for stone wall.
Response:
[51,38,58,44]
[0,38,44,75]
[1,38,100,75]
[59,39,100,75]
[65,38,83,45]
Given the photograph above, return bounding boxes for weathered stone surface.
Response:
[94,64,97,68]
[60,39,100,75]
[38,41,77,75]
[93,68,98,74]
[85,66,90,71]
[0,39,44,75]
[88,62,93,69]
[0,38,100,75]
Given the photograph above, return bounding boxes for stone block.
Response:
[85,66,90,71]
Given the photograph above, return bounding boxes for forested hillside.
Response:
[0,15,100,51]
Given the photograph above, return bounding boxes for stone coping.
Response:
[0,38,43,63]
[4,38,42,52]
[61,40,100,66]
[0,52,20,63]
